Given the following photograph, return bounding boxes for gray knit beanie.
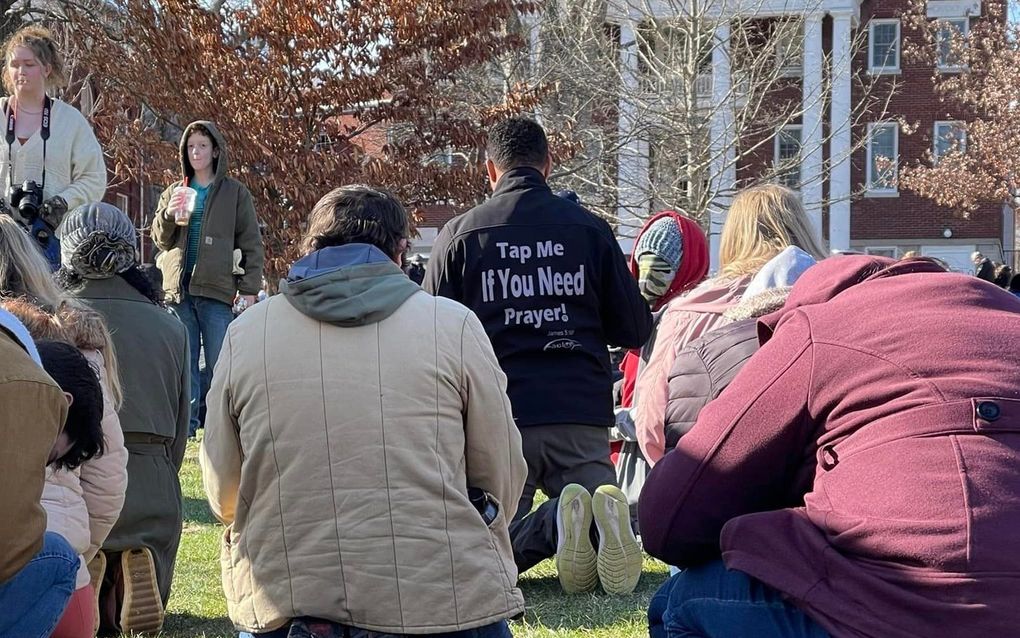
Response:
[58,202,138,279]
[635,217,683,270]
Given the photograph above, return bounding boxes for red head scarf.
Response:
[618,211,709,410]
[628,211,710,311]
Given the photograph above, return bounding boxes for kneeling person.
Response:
[201,185,527,637]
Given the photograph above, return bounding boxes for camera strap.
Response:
[5,96,52,193]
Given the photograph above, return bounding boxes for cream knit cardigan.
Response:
[0,97,106,212]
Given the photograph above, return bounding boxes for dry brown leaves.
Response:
[63,0,543,281]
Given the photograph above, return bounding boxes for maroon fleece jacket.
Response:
[640,256,1020,638]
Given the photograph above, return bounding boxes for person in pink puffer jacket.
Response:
[634,185,827,466]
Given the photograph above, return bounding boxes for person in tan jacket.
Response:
[2,299,129,638]
[201,185,527,638]
[0,310,80,637]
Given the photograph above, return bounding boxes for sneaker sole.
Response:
[120,548,164,634]
[555,484,598,594]
[593,485,642,594]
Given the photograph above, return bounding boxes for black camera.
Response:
[7,180,43,222]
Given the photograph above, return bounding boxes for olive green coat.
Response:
[151,121,264,306]
[72,276,190,604]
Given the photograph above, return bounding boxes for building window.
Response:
[868,19,900,74]
[865,246,899,258]
[774,125,802,189]
[425,148,455,167]
[116,193,130,219]
[313,133,333,153]
[775,18,804,77]
[866,123,898,194]
[933,121,967,162]
[937,17,969,71]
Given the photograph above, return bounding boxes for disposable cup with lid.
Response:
[172,186,198,226]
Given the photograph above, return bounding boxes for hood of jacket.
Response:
[725,247,818,321]
[180,120,229,183]
[280,244,420,326]
[743,246,817,299]
[757,255,946,342]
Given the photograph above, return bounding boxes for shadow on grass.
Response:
[184,496,218,525]
[156,611,235,638]
[518,569,668,631]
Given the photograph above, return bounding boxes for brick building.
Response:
[111,2,1012,270]
[597,0,1011,271]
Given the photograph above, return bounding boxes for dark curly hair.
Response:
[37,340,105,471]
[301,185,409,258]
[485,117,549,171]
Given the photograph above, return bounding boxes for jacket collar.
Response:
[491,166,551,198]
[77,275,151,303]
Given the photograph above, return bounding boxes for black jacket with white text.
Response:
[424,167,652,428]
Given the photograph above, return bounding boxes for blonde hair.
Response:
[0,216,64,309]
[0,297,124,410]
[718,184,828,279]
[3,25,66,93]
[56,304,124,410]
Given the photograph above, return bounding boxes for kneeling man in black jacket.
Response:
[424,118,653,595]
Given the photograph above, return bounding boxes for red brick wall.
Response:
[850,0,1001,241]
[732,9,1003,246]
[336,113,387,156]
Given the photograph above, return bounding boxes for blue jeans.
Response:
[0,532,79,638]
[240,619,513,638]
[649,561,829,638]
[171,292,233,436]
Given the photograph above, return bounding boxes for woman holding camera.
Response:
[0,25,107,268]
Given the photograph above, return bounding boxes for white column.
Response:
[829,11,854,252]
[800,14,824,245]
[708,21,734,273]
[616,19,648,253]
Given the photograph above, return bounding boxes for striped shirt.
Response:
[185,183,210,274]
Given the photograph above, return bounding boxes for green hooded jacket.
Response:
[151,121,264,306]
[279,244,420,327]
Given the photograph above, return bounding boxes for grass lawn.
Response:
[154,440,668,638]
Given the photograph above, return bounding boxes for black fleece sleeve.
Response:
[598,226,653,349]
[423,226,463,301]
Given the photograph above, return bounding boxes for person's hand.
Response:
[40,196,67,230]
[234,294,257,314]
[165,190,189,220]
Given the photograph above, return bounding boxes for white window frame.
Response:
[773,125,803,189]
[866,122,899,196]
[775,18,804,78]
[116,193,130,218]
[936,17,969,72]
[313,132,333,152]
[868,19,901,74]
[864,246,899,258]
[933,121,967,162]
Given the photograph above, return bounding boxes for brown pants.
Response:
[508,425,617,572]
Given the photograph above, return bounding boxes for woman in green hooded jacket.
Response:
[151,121,263,437]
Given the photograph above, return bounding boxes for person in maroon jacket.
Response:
[641,255,1020,638]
